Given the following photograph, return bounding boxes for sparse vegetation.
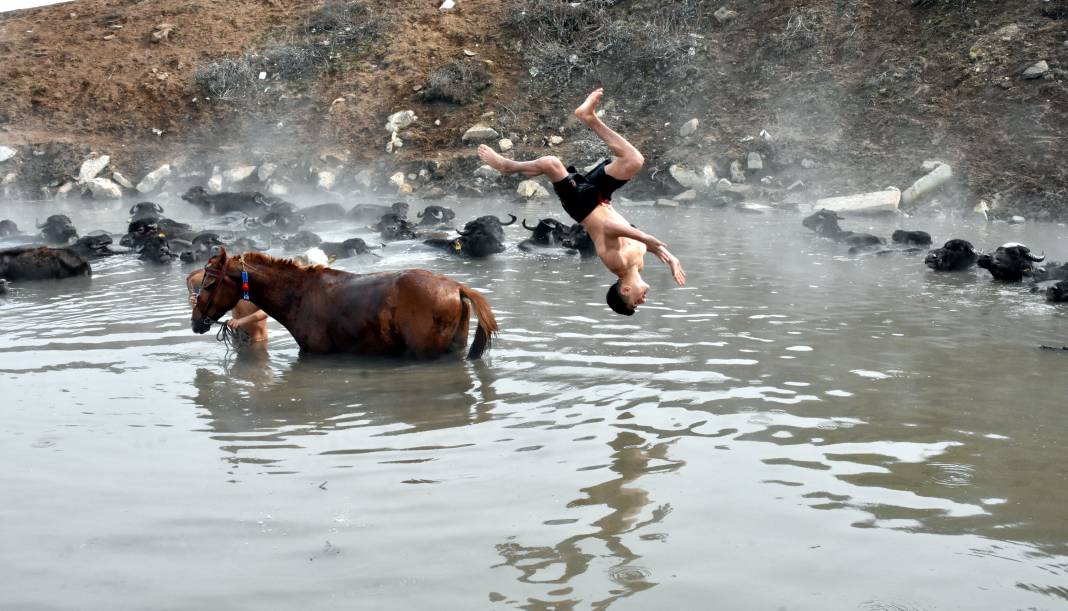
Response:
[419,60,492,105]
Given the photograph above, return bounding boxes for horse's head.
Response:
[191,247,242,334]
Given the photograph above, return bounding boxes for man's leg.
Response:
[573,88,644,181]
[478,145,569,182]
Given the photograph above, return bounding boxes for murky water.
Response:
[1,196,1066,610]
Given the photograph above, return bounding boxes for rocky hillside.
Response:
[0,0,1065,218]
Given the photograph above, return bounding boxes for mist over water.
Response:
[1,196,1067,609]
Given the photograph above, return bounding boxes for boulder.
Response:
[901,163,952,206]
[674,189,698,202]
[517,179,549,199]
[655,198,679,208]
[498,138,514,152]
[462,125,500,143]
[669,164,706,190]
[747,152,763,171]
[223,165,256,184]
[136,164,171,193]
[679,118,699,137]
[385,110,417,133]
[111,171,133,189]
[1022,61,1050,79]
[549,135,564,146]
[0,146,15,163]
[267,180,290,196]
[354,168,375,190]
[389,172,406,190]
[79,155,110,182]
[816,189,901,215]
[422,186,446,200]
[474,165,500,180]
[150,23,174,43]
[317,170,337,190]
[257,163,277,182]
[87,177,122,200]
[730,160,746,182]
[801,158,817,169]
[714,7,738,23]
[207,171,223,193]
[716,178,733,190]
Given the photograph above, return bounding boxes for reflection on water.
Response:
[1,197,1067,609]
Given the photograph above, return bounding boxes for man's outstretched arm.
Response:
[601,219,686,286]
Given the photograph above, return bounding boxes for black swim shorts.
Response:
[552,159,629,223]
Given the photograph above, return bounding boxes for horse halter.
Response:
[196,260,250,325]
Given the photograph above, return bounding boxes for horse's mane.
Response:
[237,251,328,273]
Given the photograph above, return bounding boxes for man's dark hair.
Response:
[606,281,635,316]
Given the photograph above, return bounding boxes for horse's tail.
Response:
[458,284,498,360]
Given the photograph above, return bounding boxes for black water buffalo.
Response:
[283,230,323,250]
[977,243,1045,282]
[924,239,979,271]
[138,234,177,264]
[562,223,597,258]
[301,203,347,223]
[38,215,78,244]
[801,209,885,251]
[0,246,91,280]
[518,218,569,252]
[68,233,121,259]
[252,201,305,233]
[1046,279,1068,303]
[129,202,164,222]
[0,219,19,237]
[374,213,418,241]
[178,232,226,263]
[348,201,409,223]
[424,214,517,258]
[0,279,7,295]
[318,237,377,260]
[416,205,456,226]
[181,186,271,216]
[892,230,933,247]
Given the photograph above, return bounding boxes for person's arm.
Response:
[601,219,686,286]
[227,309,268,328]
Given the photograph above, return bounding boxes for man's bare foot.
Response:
[574,88,604,124]
[478,144,514,175]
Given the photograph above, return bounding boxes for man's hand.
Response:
[652,245,686,286]
[227,317,243,329]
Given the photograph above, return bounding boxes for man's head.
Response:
[606,276,649,316]
[186,269,205,306]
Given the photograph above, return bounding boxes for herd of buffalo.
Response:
[0,187,597,295]
[802,209,1068,302]
[0,190,1065,306]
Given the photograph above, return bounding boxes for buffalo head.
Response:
[977,243,1045,282]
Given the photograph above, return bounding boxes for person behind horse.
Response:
[186,269,268,344]
[478,88,686,316]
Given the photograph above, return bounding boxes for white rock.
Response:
[498,138,513,152]
[517,179,549,199]
[747,152,763,171]
[0,146,16,163]
[462,125,500,143]
[440,0,455,10]
[730,160,746,182]
[2,172,16,185]
[207,172,223,193]
[702,164,717,185]
[801,158,817,169]
[386,131,403,153]
[474,165,500,179]
[668,164,705,190]
[111,171,133,189]
[716,178,732,190]
[87,177,122,200]
[257,163,277,182]
[385,110,417,133]
[1022,60,1050,80]
[901,163,952,206]
[136,164,172,193]
[549,135,564,146]
[79,154,110,182]
[354,169,375,189]
[1009,215,1026,224]
[317,170,337,190]
[655,198,679,208]
[673,189,698,202]
[223,165,256,184]
[816,189,901,215]
[921,159,946,172]
[738,202,773,214]
[389,172,406,189]
[266,180,290,196]
[679,118,699,137]
[295,247,329,266]
[56,181,75,197]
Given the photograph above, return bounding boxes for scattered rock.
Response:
[668,164,706,190]
[354,168,375,190]
[462,125,500,143]
[78,154,110,182]
[716,178,732,190]
[474,165,500,180]
[440,0,455,10]
[87,177,122,200]
[0,146,15,163]
[223,165,256,184]
[1009,215,1026,224]
[317,170,337,190]
[679,118,699,137]
[498,138,514,152]
[730,160,746,182]
[150,23,174,43]
[111,171,133,189]
[921,159,946,172]
[674,189,698,202]
[655,198,680,208]
[1022,60,1050,79]
[747,152,763,171]
[386,131,403,153]
[973,200,990,221]
[787,180,805,192]
[714,7,738,23]
[56,181,75,197]
[549,135,564,146]
[136,164,171,193]
[422,186,446,199]
[207,171,223,193]
[385,110,417,133]
[257,163,277,182]
[800,158,817,169]
[517,179,549,199]
[463,49,477,57]
[389,172,406,190]
[901,163,952,206]
[718,184,753,201]
[267,179,290,196]
[816,188,901,215]
[737,202,773,214]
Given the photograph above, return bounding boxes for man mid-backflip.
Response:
[478,88,685,316]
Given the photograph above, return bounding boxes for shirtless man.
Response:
[186,269,269,344]
[478,88,685,316]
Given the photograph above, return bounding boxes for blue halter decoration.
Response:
[241,270,250,301]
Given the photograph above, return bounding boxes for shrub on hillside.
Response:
[419,61,491,105]
[194,57,256,101]
[303,1,381,49]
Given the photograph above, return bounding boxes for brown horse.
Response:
[191,249,497,359]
